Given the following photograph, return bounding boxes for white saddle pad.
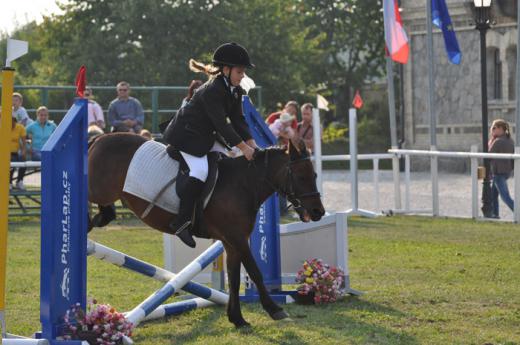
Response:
[123,140,182,214]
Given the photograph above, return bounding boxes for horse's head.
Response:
[284,139,325,222]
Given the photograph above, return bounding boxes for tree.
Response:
[296,0,385,121]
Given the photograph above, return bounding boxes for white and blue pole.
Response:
[125,240,224,326]
[87,240,228,305]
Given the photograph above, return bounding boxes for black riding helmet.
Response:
[212,42,255,69]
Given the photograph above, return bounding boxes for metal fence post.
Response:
[471,145,479,219]
[405,154,410,213]
[514,146,520,223]
[373,158,380,212]
[431,145,439,217]
[151,88,159,133]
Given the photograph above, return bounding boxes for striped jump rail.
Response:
[87,240,228,306]
[125,240,224,326]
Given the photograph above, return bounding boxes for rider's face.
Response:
[224,66,246,87]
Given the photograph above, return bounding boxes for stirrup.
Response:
[174,221,196,248]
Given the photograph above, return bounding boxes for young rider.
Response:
[163,42,258,248]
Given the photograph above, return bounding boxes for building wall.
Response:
[400,0,517,170]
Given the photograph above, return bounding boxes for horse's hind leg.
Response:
[89,204,116,231]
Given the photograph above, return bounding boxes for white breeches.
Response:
[180,141,228,182]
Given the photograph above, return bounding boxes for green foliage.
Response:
[322,122,347,143]
[1,0,384,117]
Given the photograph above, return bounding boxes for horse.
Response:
[87,132,325,328]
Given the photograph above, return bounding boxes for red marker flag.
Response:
[75,65,87,97]
[352,90,363,109]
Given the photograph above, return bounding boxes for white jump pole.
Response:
[125,241,224,327]
[346,108,377,217]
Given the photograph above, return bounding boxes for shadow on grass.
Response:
[132,296,418,345]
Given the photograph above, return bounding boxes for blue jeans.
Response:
[492,173,514,216]
[10,153,26,183]
[31,150,42,161]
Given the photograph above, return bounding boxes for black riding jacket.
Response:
[163,75,252,157]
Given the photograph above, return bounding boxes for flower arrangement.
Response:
[62,299,134,345]
[295,258,344,304]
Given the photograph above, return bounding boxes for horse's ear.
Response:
[298,139,309,158]
[289,138,300,160]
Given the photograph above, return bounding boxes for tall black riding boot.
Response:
[171,177,205,248]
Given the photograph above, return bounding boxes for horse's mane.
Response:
[217,146,288,177]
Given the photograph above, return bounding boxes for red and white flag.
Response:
[383,0,409,64]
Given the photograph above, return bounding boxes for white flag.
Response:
[316,94,329,111]
[240,74,256,94]
[6,38,28,67]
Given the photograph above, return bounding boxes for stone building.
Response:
[400,0,517,170]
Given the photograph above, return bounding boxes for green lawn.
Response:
[3,216,520,344]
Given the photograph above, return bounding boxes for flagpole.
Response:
[515,0,520,222]
[386,57,402,210]
[426,0,439,217]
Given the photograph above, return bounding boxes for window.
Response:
[486,47,502,100]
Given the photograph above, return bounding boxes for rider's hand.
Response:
[241,145,255,161]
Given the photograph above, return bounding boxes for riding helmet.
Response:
[212,42,255,68]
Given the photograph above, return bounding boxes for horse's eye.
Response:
[313,173,317,179]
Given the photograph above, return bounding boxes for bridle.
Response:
[254,149,321,213]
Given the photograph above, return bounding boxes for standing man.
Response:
[25,106,57,161]
[12,92,33,127]
[107,81,144,133]
[296,103,315,153]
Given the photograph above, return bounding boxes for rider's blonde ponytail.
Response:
[189,59,220,77]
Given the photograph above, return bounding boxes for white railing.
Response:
[390,146,520,222]
[10,161,41,168]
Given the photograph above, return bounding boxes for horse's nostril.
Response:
[312,208,324,217]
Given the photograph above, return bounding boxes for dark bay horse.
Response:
[88,132,325,327]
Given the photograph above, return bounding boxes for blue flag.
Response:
[432,0,461,65]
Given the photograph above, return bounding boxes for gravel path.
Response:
[23,169,516,221]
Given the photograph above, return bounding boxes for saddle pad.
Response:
[123,140,182,214]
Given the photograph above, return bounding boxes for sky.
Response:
[0,0,64,35]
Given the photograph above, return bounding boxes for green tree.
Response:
[297,0,385,122]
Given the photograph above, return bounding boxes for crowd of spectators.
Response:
[7,81,149,190]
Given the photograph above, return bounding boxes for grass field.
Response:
[3,216,520,344]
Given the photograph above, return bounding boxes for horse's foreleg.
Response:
[239,245,288,321]
[90,204,116,229]
[225,247,250,328]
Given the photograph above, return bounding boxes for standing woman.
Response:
[163,42,258,247]
[489,119,515,218]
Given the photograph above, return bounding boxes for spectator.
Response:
[266,100,298,130]
[107,81,144,133]
[139,129,152,140]
[269,112,295,145]
[26,106,57,161]
[296,103,315,153]
[489,119,515,218]
[10,115,27,190]
[159,79,203,133]
[12,92,33,127]
[181,79,203,108]
[84,86,105,130]
[88,124,104,139]
[268,112,296,216]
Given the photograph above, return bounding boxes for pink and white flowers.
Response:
[295,258,344,304]
[62,299,134,345]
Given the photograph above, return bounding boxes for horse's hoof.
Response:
[271,310,290,320]
[235,321,251,329]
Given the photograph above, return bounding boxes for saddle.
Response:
[122,140,222,239]
[166,145,222,238]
